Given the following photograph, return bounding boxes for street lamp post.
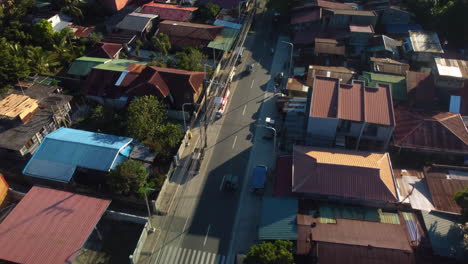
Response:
[182,103,192,132]
[265,125,277,155]
[281,41,294,76]
[143,187,156,233]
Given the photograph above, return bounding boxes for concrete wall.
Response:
[129,222,150,264]
[361,124,393,142]
[104,210,148,224]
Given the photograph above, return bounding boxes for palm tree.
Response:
[26,46,60,75]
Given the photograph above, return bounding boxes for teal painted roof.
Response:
[259,197,298,240]
[359,71,407,101]
[421,211,466,260]
[67,57,111,76]
[23,128,133,183]
[93,59,146,72]
[208,27,240,51]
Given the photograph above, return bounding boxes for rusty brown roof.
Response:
[406,71,435,104]
[313,242,416,264]
[158,20,223,48]
[424,165,468,214]
[311,218,412,251]
[364,84,395,126]
[292,146,398,202]
[393,108,468,154]
[337,82,364,122]
[370,57,410,76]
[310,77,339,118]
[315,38,346,55]
[306,65,355,86]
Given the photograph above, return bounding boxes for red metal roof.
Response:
[82,68,124,97]
[87,42,123,59]
[311,78,394,126]
[292,146,398,202]
[68,25,95,38]
[140,3,197,22]
[393,107,468,154]
[158,20,223,48]
[310,77,339,118]
[0,186,110,264]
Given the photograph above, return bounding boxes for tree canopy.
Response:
[108,159,148,197]
[127,95,167,141]
[174,47,205,72]
[151,33,172,55]
[244,240,294,264]
[192,2,221,23]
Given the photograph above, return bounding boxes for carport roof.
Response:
[259,197,298,240]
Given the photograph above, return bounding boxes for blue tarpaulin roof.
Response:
[252,166,267,189]
[259,197,298,240]
[23,127,133,183]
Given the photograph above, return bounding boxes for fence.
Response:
[129,221,151,264]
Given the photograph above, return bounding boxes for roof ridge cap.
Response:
[438,114,468,144]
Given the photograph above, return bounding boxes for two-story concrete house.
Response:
[306,76,395,151]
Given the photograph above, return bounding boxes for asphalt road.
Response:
[151,8,278,264]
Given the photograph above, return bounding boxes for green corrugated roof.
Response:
[259,197,297,240]
[93,59,146,72]
[402,212,414,221]
[421,211,466,260]
[318,204,380,222]
[67,57,111,76]
[207,28,240,51]
[359,71,407,101]
[378,209,401,224]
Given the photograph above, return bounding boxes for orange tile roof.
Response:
[310,77,339,118]
[337,82,364,122]
[292,146,398,202]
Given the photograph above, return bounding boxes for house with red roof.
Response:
[157,20,223,49]
[392,107,468,157]
[307,77,395,151]
[0,186,110,264]
[87,42,123,59]
[83,65,205,109]
[140,3,198,22]
[292,146,399,203]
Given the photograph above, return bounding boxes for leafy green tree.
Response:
[0,38,31,92]
[31,19,55,48]
[59,0,84,23]
[174,47,205,71]
[147,57,167,68]
[108,159,148,196]
[135,39,143,56]
[127,95,167,141]
[26,46,60,74]
[192,2,221,23]
[144,123,184,162]
[151,33,171,55]
[244,240,294,264]
[454,188,468,221]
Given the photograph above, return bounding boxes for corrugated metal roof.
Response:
[370,57,409,76]
[421,211,466,260]
[310,77,339,118]
[315,38,346,55]
[406,71,435,104]
[319,204,380,222]
[316,0,353,10]
[259,197,298,240]
[364,83,395,126]
[292,146,398,202]
[424,165,468,214]
[360,71,407,101]
[67,57,110,76]
[213,19,241,30]
[207,27,239,51]
[93,59,146,72]
[116,12,158,32]
[311,218,413,251]
[393,108,468,154]
[313,242,416,264]
[158,20,223,49]
[338,82,364,122]
[378,209,401,224]
[408,31,443,54]
[0,186,110,264]
[349,24,374,33]
[140,3,197,22]
[307,65,355,86]
[23,127,133,182]
[434,58,468,79]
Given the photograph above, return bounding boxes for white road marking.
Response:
[242,105,247,116]
[179,248,187,263]
[204,225,211,246]
[182,216,190,233]
[250,79,255,89]
[200,252,207,263]
[195,250,201,263]
[232,136,237,149]
[219,175,226,191]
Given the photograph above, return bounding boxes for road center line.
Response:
[204,225,211,246]
[182,216,190,233]
[232,136,238,149]
[242,105,247,116]
[250,79,255,89]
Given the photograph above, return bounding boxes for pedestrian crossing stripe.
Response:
[157,246,226,264]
